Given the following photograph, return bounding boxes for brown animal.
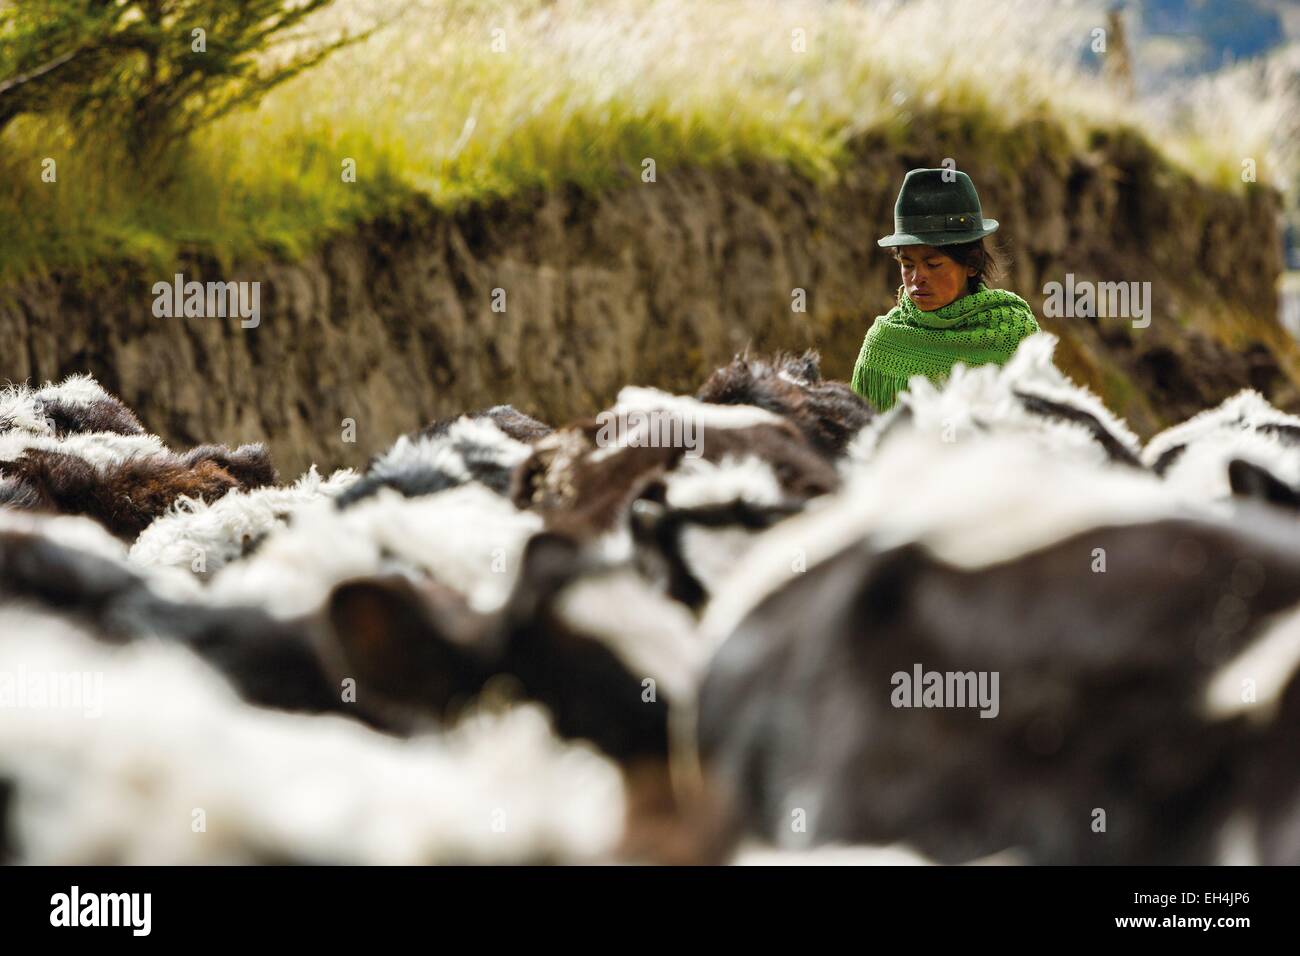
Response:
[2,444,276,540]
[697,350,874,458]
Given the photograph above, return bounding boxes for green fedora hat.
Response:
[877,168,999,247]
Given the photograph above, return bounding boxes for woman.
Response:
[850,168,1040,411]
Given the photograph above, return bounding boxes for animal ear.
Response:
[695,356,754,404]
[500,531,585,626]
[224,443,278,488]
[180,443,278,490]
[1228,458,1300,511]
[326,574,491,711]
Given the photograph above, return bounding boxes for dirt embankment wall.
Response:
[2,113,1292,476]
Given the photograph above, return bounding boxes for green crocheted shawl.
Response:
[850,283,1040,411]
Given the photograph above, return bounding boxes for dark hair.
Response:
[891,237,1005,294]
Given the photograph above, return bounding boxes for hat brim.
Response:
[877,219,999,248]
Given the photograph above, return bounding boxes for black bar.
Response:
[0,865,1285,942]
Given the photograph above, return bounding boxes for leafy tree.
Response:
[0,1,365,167]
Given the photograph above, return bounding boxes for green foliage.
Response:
[0,0,362,167]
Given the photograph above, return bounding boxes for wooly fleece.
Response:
[345,416,533,503]
[0,606,625,864]
[208,483,544,618]
[1143,389,1300,471]
[1159,428,1300,503]
[130,466,358,576]
[702,429,1200,649]
[0,509,205,605]
[0,374,122,431]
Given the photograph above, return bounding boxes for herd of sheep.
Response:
[1,332,1298,864]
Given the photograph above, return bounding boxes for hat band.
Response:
[895,212,983,233]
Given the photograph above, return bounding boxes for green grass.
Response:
[0,0,1284,284]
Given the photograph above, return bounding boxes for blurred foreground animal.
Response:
[696,432,1300,864]
[8,341,1300,865]
[0,603,625,864]
[513,386,839,609]
[0,512,722,863]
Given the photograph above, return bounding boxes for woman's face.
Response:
[895,245,977,310]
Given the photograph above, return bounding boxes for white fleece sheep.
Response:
[664,454,787,511]
[652,454,792,602]
[0,606,625,864]
[1158,428,1300,504]
[702,429,1200,649]
[1143,389,1300,472]
[364,416,533,488]
[1137,389,1300,512]
[0,373,120,433]
[208,483,544,618]
[0,374,161,470]
[608,386,789,432]
[129,466,359,576]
